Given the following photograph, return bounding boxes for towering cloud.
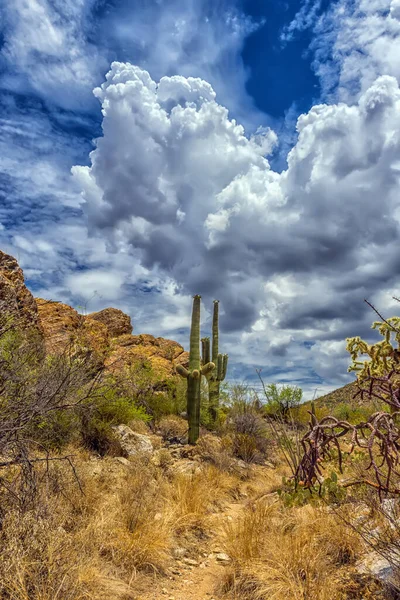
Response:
[73,63,400,346]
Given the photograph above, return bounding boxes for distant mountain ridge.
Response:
[315,380,360,408]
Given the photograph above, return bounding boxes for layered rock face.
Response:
[87,307,133,337]
[0,250,43,334]
[0,251,189,382]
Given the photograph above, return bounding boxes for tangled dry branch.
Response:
[296,367,400,497]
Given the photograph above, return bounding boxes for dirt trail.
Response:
[139,469,276,600]
[140,510,241,600]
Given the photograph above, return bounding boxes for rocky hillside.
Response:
[315,380,359,408]
[0,250,188,383]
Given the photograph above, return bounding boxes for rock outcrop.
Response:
[112,424,154,457]
[106,333,188,379]
[0,250,43,335]
[0,250,188,384]
[35,299,110,368]
[87,307,133,337]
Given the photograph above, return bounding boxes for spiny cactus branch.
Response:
[201,337,210,365]
[177,295,215,444]
[212,300,219,362]
[176,364,189,378]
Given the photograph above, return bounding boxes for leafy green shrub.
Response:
[278,472,347,507]
[79,384,151,455]
[34,410,80,452]
[223,385,271,463]
[261,382,303,421]
[110,364,186,423]
[331,401,379,424]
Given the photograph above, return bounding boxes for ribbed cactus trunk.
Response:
[202,300,228,424]
[187,295,201,444]
[176,295,215,444]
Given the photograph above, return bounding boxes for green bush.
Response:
[262,383,303,421]
[79,383,152,455]
[278,472,347,507]
[34,410,80,452]
[331,402,378,424]
[222,384,271,463]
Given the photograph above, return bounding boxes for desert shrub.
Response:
[80,415,119,456]
[34,409,80,451]
[111,363,186,423]
[331,401,378,424]
[78,378,152,454]
[224,387,271,463]
[196,433,235,471]
[158,414,188,441]
[260,380,303,421]
[0,322,102,509]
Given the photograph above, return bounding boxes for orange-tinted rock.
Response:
[0,250,187,384]
[86,307,132,337]
[174,351,190,370]
[36,299,82,353]
[36,300,109,368]
[105,333,186,381]
[80,317,110,363]
[0,250,43,333]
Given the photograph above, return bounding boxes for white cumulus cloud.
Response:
[72,63,400,395]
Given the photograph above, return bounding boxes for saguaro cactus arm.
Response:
[212,300,219,362]
[176,365,189,378]
[201,361,215,377]
[201,337,211,365]
[189,295,201,372]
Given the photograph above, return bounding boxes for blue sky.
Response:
[1,0,400,399]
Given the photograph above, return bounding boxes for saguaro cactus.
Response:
[202,300,229,422]
[176,295,215,444]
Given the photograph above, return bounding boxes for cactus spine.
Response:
[202,300,228,423]
[176,295,215,444]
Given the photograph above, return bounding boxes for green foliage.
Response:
[79,382,152,455]
[278,472,347,507]
[330,401,381,424]
[34,410,80,452]
[347,316,400,381]
[262,383,303,420]
[94,388,151,425]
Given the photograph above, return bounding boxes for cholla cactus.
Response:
[296,302,400,497]
[201,300,228,422]
[176,295,215,444]
[347,316,400,383]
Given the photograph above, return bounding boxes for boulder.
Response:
[36,299,109,368]
[112,424,154,457]
[86,307,133,337]
[356,552,394,584]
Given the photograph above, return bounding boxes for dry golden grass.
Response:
[0,446,245,599]
[170,464,238,532]
[220,500,362,600]
[0,430,383,600]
